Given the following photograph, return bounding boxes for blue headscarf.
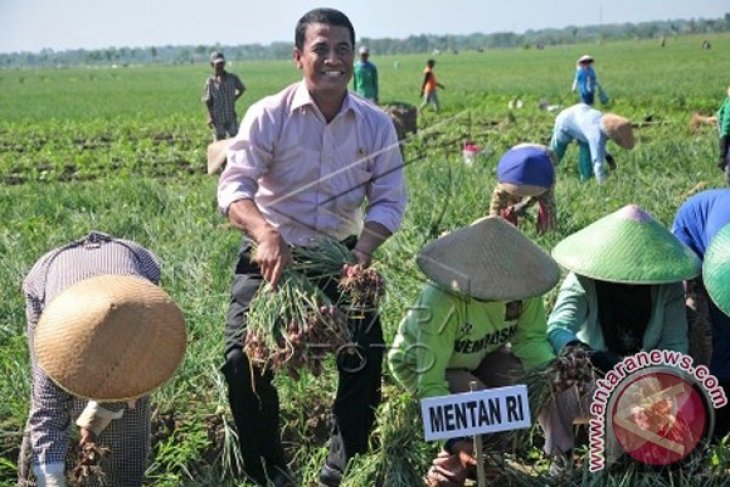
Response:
[497,145,555,189]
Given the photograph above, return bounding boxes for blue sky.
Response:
[1,0,728,54]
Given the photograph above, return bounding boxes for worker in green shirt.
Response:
[717,86,730,184]
[388,216,560,486]
[352,46,378,103]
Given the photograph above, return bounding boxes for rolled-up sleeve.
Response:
[217,107,274,214]
[363,123,407,233]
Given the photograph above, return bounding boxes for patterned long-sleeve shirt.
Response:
[202,71,245,125]
[488,184,557,234]
[23,231,160,474]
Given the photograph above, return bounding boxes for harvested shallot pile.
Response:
[69,441,110,485]
[244,238,385,378]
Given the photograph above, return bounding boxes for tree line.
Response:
[1,15,729,68]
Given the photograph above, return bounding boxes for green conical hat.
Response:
[552,204,701,284]
[417,216,560,301]
[704,223,730,317]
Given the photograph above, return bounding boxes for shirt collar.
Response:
[291,81,360,120]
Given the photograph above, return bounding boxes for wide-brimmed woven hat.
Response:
[34,275,187,401]
[552,204,701,284]
[497,144,555,197]
[601,114,635,150]
[577,54,594,64]
[704,223,730,317]
[207,138,234,175]
[416,216,560,301]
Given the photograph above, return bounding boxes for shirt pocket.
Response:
[327,165,372,212]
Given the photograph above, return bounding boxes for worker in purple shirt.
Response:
[672,188,730,438]
[217,8,407,487]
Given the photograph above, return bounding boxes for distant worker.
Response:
[420,59,445,112]
[716,86,730,184]
[571,54,607,106]
[202,51,246,141]
[353,46,378,103]
[550,103,634,184]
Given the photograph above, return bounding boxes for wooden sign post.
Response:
[420,384,531,487]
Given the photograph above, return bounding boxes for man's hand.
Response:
[353,222,392,268]
[255,230,292,287]
[352,249,371,267]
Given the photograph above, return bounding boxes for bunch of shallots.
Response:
[69,442,109,485]
[550,343,596,395]
[339,263,386,310]
[244,237,386,378]
[292,237,386,309]
[244,272,351,378]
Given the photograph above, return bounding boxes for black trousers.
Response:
[221,240,384,484]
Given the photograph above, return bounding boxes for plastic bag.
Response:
[599,88,610,105]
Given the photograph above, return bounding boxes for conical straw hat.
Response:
[207,138,234,175]
[601,114,635,149]
[552,205,700,284]
[704,223,730,317]
[34,275,187,401]
[417,216,560,301]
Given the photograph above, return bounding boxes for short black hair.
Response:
[295,8,355,50]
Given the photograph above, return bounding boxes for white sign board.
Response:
[420,385,531,441]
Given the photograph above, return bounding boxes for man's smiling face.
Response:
[294,22,354,102]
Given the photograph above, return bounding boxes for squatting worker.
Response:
[540,205,698,478]
[17,231,186,487]
[388,217,559,487]
[217,8,407,487]
[489,144,557,235]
